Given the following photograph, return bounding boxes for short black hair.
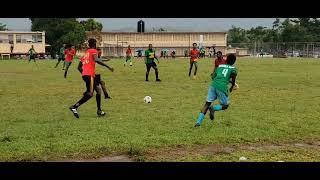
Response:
[226,54,236,65]
[97,48,101,51]
[88,38,97,48]
[192,43,197,46]
[217,51,222,55]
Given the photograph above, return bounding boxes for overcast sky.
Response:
[0,18,278,32]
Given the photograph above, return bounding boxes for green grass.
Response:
[0,57,320,161]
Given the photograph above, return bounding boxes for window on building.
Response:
[0,34,9,43]
[16,35,22,43]
[8,34,13,44]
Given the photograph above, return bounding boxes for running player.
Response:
[64,44,76,78]
[213,51,239,90]
[55,44,65,69]
[69,39,114,118]
[145,44,161,82]
[28,45,37,63]
[96,48,112,99]
[194,54,238,127]
[189,43,200,79]
[124,45,133,66]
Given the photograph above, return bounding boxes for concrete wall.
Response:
[0,31,45,54]
[96,32,227,56]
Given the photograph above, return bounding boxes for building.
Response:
[0,31,46,55]
[86,32,228,57]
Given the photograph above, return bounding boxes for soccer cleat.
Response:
[194,123,200,127]
[97,110,106,117]
[105,96,112,99]
[209,107,215,121]
[156,79,161,82]
[146,79,149,82]
[130,62,132,66]
[69,106,79,118]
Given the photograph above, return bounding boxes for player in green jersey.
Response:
[55,44,66,69]
[145,44,161,82]
[194,53,238,127]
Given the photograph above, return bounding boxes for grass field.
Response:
[0,57,319,162]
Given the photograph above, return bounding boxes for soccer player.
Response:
[64,44,76,78]
[96,48,112,99]
[145,44,161,82]
[194,54,238,127]
[124,45,133,66]
[189,43,200,79]
[213,51,226,73]
[213,51,239,90]
[28,45,37,63]
[55,44,66,69]
[69,39,114,118]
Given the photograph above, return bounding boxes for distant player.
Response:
[55,44,65,69]
[64,44,76,78]
[124,45,133,66]
[69,39,114,118]
[213,51,226,73]
[189,43,200,79]
[28,45,37,63]
[194,54,238,127]
[145,44,161,82]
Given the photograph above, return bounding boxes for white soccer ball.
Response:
[144,96,152,103]
[239,156,247,162]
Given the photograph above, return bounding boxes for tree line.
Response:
[228,18,320,45]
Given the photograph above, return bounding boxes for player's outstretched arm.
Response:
[94,54,114,72]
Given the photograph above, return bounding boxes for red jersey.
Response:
[65,49,76,62]
[126,48,132,56]
[214,57,227,68]
[81,48,98,77]
[190,49,200,62]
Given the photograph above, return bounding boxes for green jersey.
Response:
[28,48,36,56]
[145,49,156,64]
[59,47,65,58]
[211,64,237,95]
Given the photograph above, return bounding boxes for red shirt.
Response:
[214,57,227,68]
[126,48,132,56]
[65,49,76,62]
[190,49,200,62]
[81,48,97,77]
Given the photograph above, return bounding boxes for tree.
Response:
[80,18,103,32]
[227,26,249,45]
[30,18,86,54]
[0,23,7,31]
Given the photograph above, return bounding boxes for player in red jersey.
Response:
[64,44,76,78]
[69,39,114,118]
[213,51,226,73]
[189,43,200,79]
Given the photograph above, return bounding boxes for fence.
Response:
[229,42,320,58]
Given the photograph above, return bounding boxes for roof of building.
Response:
[97,31,227,34]
[0,31,44,34]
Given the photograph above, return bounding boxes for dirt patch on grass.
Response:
[142,140,320,161]
[53,155,133,162]
[50,140,320,162]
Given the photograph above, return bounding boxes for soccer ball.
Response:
[144,96,152,103]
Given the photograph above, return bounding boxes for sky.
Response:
[0,18,278,32]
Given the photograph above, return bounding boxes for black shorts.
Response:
[30,55,35,60]
[58,57,65,61]
[82,75,100,95]
[146,62,157,70]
